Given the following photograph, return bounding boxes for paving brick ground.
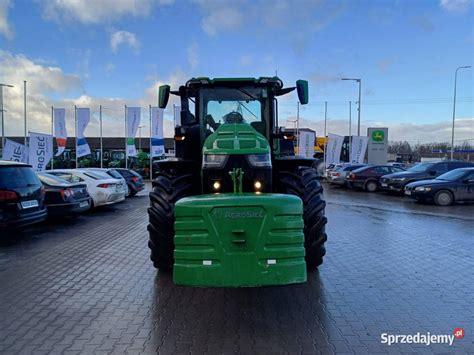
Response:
[0,184,473,354]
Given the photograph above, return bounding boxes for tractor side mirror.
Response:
[158,85,170,108]
[296,80,309,105]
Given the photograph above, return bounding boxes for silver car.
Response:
[327,164,366,186]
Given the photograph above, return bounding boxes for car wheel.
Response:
[365,180,378,192]
[434,190,454,206]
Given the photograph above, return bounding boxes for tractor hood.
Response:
[202,123,270,155]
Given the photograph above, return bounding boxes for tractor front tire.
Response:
[277,166,327,269]
[147,169,194,270]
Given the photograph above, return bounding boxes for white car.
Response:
[47,169,126,208]
[81,168,129,196]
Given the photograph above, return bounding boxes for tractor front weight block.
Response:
[173,193,306,287]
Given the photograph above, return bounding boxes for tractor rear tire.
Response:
[277,166,327,269]
[147,169,194,270]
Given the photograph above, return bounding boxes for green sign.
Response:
[372,130,385,142]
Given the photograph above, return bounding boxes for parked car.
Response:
[37,172,91,216]
[380,160,474,193]
[47,169,126,208]
[347,165,406,192]
[81,168,129,196]
[404,167,474,206]
[327,164,366,186]
[0,160,47,230]
[324,163,343,179]
[111,168,145,197]
[87,168,144,197]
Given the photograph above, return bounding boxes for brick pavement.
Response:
[0,190,473,354]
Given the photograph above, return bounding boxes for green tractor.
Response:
[148,77,327,287]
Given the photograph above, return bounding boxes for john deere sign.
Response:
[367,127,388,164]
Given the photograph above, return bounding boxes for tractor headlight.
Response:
[202,154,228,168]
[246,153,272,167]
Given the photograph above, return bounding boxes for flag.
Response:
[350,136,369,164]
[325,133,344,168]
[297,131,315,158]
[28,132,53,171]
[174,105,181,127]
[150,107,165,157]
[126,107,141,157]
[2,139,28,163]
[76,108,91,158]
[53,108,67,156]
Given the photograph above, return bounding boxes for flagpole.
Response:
[24,81,27,145]
[125,105,127,169]
[100,105,103,169]
[75,106,78,168]
[51,106,54,169]
[149,105,152,181]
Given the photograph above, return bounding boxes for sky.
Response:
[0,0,473,144]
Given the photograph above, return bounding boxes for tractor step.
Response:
[173,193,306,287]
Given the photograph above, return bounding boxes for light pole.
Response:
[0,83,14,153]
[451,66,471,160]
[349,101,352,162]
[341,78,362,136]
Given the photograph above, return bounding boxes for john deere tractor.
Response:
[148,77,327,287]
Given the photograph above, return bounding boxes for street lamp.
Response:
[0,83,14,152]
[451,66,471,160]
[341,78,362,136]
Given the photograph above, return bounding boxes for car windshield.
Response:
[408,162,435,173]
[0,167,40,188]
[436,169,468,181]
[83,171,111,180]
[38,173,70,186]
[107,170,123,179]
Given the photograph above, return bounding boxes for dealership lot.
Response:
[0,184,473,354]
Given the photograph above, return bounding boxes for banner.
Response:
[126,107,141,157]
[150,107,165,157]
[350,136,368,164]
[53,108,67,156]
[28,132,53,171]
[174,105,181,127]
[298,130,315,158]
[76,108,91,158]
[325,133,344,168]
[2,139,28,163]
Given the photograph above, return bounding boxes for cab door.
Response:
[458,171,474,201]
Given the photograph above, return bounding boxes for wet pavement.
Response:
[0,183,473,354]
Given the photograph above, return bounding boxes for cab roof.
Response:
[186,76,284,89]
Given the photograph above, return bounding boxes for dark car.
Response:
[327,164,366,186]
[0,161,47,230]
[111,168,145,197]
[380,161,474,193]
[404,167,474,206]
[37,172,91,216]
[346,165,406,192]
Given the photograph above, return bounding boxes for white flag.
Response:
[76,108,91,158]
[150,107,165,157]
[28,132,53,171]
[126,107,141,157]
[297,131,315,158]
[325,133,344,168]
[54,108,67,156]
[350,136,368,164]
[174,105,181,127]
[2,139,28,163]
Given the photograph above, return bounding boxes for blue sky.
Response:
[0,0,472,143]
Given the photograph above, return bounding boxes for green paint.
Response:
[229,168,244,193]
[203,123,270,155]
[173,193,306,287]
[371,130,385,142]
[127,138,135,145]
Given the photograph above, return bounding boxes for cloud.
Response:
[105,63,116,76]
[194,0,243,36]
[439,0,473,13]
[187,43,199,70]
[40,0,156,24]
[0,0,14,39]
[110,31,141,54]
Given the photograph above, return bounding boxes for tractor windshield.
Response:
[200,87,265,133]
